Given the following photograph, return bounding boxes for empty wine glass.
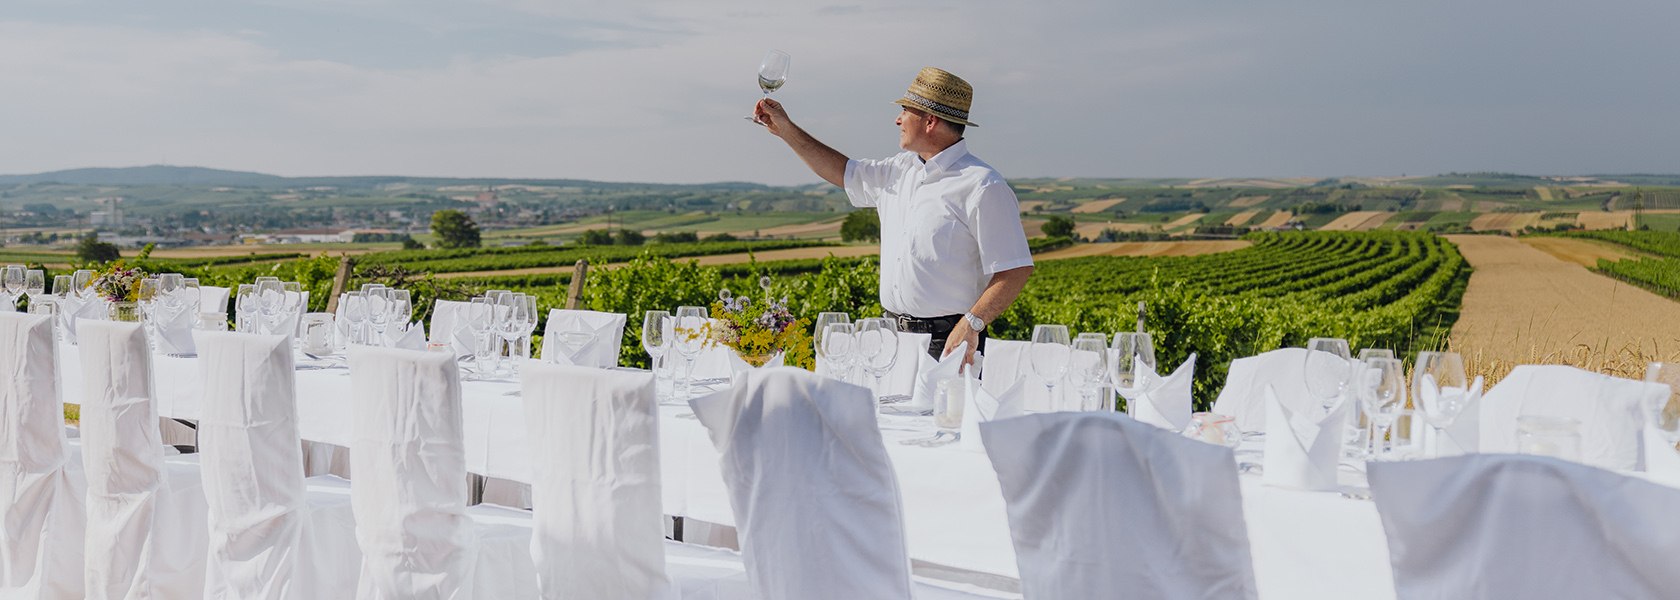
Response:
[1358,357,1406,460]
[389,289,413,330]
[1357,348,1395,361]
[1029,324,1072,405]
[746,49,790,125]
[673,305,711,399]
[1069,336,1110,411]
[519,295,539,361]
[340,291,368,344]
[644,310,671,398]
[280,282,303,336]
[366,288,392,344]
[257,280,286,335]
[1304,337,1354,416]
[24,270,44,299]
[1414,351,1469,456]
[1109,331,1156,392]
[813,311,850,369]
[466,297,495,377]
[235,284,259,333]
[820,322,857,384]
[3,266,23,307]
[497,294,529,373]
[52,275,72,298]
[857,318,900,402]
[1644,362,1680,447]
[71,270,94,299]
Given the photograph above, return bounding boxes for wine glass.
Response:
[52,275,72,298]
[813,312,850,369]
[1358,357,1407,460]
[1644,363,1680,447]
[1029,324,1072,407]
[366,288,392,345]
[1304,337,1354,415]
[257,280,285,335]
[1357,348,1395,361]
[820,322,857,384]
[340,291,368,345]
[1414,351,1469,456]
[23,270,44,299]
[136,278,160,348]
[857,318,900,402]
[182,278,203,319]
[497,294,529,373]
[389,290,413,331]
[235,284,258,333]
[644,310,671,398]
[3,266,23,307]
[673,306,711,399]
[1069,336,1110,411]
[1109,331,1156,392]
[71,269,94,299]
[280,282,303,335]
[466,298,496,377]
[745,49,791,125]
[519,295,539,361]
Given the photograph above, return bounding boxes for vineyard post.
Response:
[1137,300,1146,333]
[326,255,353,313]
[565,259,589,310]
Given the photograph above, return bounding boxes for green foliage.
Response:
[653,231,700,244]
[1041,215,1077,239]
[430,210,481,249]
[354,240,828,274]
[577,229,614,246]
[1028,237,1074,254]
[1561,230,1680,258]
[614,229,646,246]
[840,210,881,242]
[401,237,425,250]
[75,233,121,264]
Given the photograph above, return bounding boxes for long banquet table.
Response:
[57,345,1397,599]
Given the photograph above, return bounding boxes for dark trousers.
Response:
[885,311,989,360]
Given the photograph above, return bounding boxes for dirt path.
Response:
[1032,240,1251,260]
[1445,235,1680,382]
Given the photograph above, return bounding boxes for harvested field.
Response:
[1017,201,1046,213]
[1073,222,1156,239]
[1032,240,1251,260]
[1022,218,1048,238]
[1534,186,1554,201]
[148,244,390,258]
[1520,236,1645,268]
[435,245,881,279]
[1446,235,1680,385]
[1319,211,1392,231]
[1469,212,1541,232]
[1229,196,1270,208]
[755,217,845,239]
[1576,211,1634,231]
[1226,210,1261,227]
[1253,211,1294,229]
[1070,198,1126,213]
[1164,214,1202,231]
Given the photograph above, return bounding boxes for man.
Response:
[754,66,1034,367]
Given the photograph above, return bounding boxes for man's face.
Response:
[896,107,932,150]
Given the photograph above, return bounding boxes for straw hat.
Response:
[893,67,978,127]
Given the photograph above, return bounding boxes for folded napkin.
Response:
[1644,428,1680,489]
[383,322,427,351]
[962,375,1026,452]
[154,306,198,356]
[910,341,967,412]
[1419,375,1485,457]
[1118,353,1197,432]
[543,309,626,369]
[63,296,107,345]
[1263,385,1349,491]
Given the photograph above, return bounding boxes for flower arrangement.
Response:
[91,263,146,303]
[710,276,814,369]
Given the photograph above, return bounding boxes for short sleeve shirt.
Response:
[843,140,1034,318]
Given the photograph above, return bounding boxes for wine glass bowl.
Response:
[1029,324,1072,407]
[1303,337,1354,414]
[1109,332,1156,392]
[746,49,791,125]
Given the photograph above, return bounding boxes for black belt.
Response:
[884,311,965,335]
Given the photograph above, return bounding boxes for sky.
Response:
[1,0,1676,185]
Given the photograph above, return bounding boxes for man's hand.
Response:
[755,98,791,138]
[942,319,980,373]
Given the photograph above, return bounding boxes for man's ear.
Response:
[923,115,941,134]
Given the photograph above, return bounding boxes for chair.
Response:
[0,312,84,598]
[540,309,626,367]
[194,330,360,598]
[1368,454,1680,598]
[200,285,231,317]
[978,338,1067,413]
[347,346,537,599]
[980,411,1258,599]
[1478,365,1666,470]
[1212,347,1318,432]
[428,299,477,355]
[77,320,209,598]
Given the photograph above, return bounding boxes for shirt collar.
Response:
[919,139,969,178]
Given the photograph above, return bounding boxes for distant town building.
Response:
[241,228,358,244]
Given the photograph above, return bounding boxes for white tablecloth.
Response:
[56,344,1396,598]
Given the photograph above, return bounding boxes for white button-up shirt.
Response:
[843,140,1034,318]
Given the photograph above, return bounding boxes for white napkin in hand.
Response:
[154,308,198,356]
[1643,428,1680,488]
[1263,385,1348,491]
[910,341,967,411]
[1420,375,1485,456]
[961,375,1025,452]
[1118,353,1197,432]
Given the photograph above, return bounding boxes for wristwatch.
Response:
[962,313,985,330]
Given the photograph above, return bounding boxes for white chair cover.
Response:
[978,339,1068,413]
[200,286,231,316]
[1369,454,1680,598]
[541,309,626,368]
[429,299,476,355]
[1479,365,1663,470]
[521,363,670,599]
[197,330,360,599]
[688,367,915,600]
[349,346,478,599]
[78,320,206,599]
[980,411,1258,599]
[0,312,84,598]
[1213,347,1317,432]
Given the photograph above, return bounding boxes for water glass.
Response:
[934,379,965,433]
[812,312,851,367]
[302,313,337,355]
[819,322,857,384]
[235,284,259,333]
[1414,351,1469,456]
[1069,336,1109,411]
[1516,415,1583,462]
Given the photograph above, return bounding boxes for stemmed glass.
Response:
[235,284,258,333]
[137,278,160,349]
[857,318,900,402]
[644,311,671,400]
[24,269,44,300]
[156,274,184,326]
[280,282,303,336]
[519,295,539,361]
[1304,337,1354,416]
[52,275,72,298]
[257,280,286,335]
[1358,357,1407,460]
[496,294,529,374]
[673,306,711,399]
[1029,324,1072,407]
[745,49,790,125]
[340,291,368,344]
[1643,363,1680,448]
[389,290,413,332]
[3,266,23,309]
[1069,335,1110,411]
[1414,351,1469,456]
[820,322,857,385]
[467,298,496,377]
[813,312,850,373]
[1109,331,1156,391]
[366,288,392,345]
[71,270,94,300]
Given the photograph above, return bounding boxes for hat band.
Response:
[901,91,970,121]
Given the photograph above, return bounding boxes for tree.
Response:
[1041,215,1077,239]
[705,232,738,242]
[614,229,646,246]
[840,210,881,242]
[577,229,614,246]
[430,210,481,249]
[401,236,424,250]
[76,233,121,264]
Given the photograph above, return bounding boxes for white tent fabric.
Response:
[1369,454,1680,599]
[688,367,916,600]
[77,319,207,599]
[0,312,85,599]
[980,411,1258,599]
[195,330,360,599]
[1478,365,1665,470]
[541,309,626,368]
[521,363,671,598]
[1213,347,1318,432]
[348,346,537,599]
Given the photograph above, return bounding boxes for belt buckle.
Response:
[895,314,915,331]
